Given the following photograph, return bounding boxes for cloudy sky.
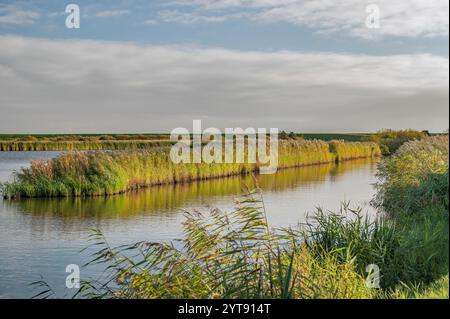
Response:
[0,0,448,133]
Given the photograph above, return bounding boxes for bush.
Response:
[375,135,449,215]
[365,129,426,155]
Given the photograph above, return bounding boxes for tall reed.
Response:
[0,140,174,151]
[372,135,449,295]
[30,136,447,299]
[67,190,372,299]
[374,135,449,216]
[329,140,381,162]
[1,140,381,199]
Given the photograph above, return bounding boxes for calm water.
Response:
[0,151,380,298]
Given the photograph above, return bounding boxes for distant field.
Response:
[0,133,370,141]
[300,133,370,142]
[0,134,168,140]
[1,131,434,152]
[0,132,373,151]
[2,139,381,198]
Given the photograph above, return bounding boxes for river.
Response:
[0,151,380,298]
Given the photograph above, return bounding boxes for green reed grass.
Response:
[70,157,448,299]
[374,135,448,295]
[30,135,448,299]
[0,133,367,151]
[33,184,448,299]
[374,135,449,216]
[1,140,381,199]
[6,162,344,218]
[0,140,174,151]
[386,275,449,299]
[301,136,448,295]
[363,129,426,155]
[329,140,381,162]
[69,189,373,299]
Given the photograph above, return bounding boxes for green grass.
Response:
[374,135,449,215]
[374,135,449,296]
[395,275,449,299]
[302,135,449,292]
[304,203,448,291]
[2,140,381,199]
[309,135,449,296]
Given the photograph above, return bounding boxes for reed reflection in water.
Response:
[0,157,379,298]
[6,158,377,220]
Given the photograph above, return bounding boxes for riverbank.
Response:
[306,135,448,298]
[375,135,449,297]
[68,135,448,299]
[1,140,380,199]
[0,133,371,151]
[0,154,379,298]
[0,140,174,151]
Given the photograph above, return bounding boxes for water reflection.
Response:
[0,156,379,298]
[6,159,375,220]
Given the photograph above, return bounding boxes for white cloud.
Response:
[0,4,40,25]
[143,19,158,25]
[171,0,299,10]
[166,0,449,39]
[0,36,448,133]
[94,10,131,18]
[158,10,244,24]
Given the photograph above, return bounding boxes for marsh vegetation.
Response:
[2,132,446,299]
[2,140,380,199]
[44,135,447,299]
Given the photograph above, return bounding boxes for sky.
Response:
[0,0,448,133]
